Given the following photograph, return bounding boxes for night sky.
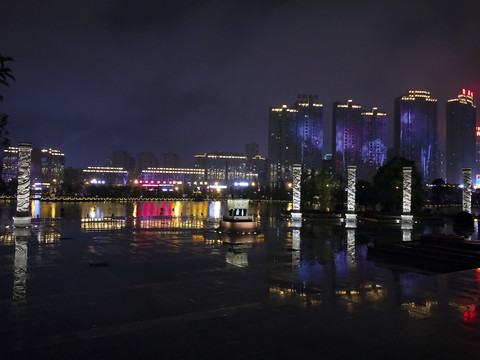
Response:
[1,0,479,168]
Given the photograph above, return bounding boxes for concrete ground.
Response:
[1,218,480,359]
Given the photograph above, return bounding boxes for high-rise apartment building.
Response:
[361,107,388,179]
[163,152,181,168]
[245,143,259,159]
[136,152,159,172]
[268,104,298,185]
[446,89,477,184]
[268,95,323,185]
[2,146,65,185]
[333,100,363,175]
[394,90,438,181]
[295,95,324,171]
[1,146,19,182]
[112,151,135,172]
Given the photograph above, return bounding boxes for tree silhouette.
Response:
[0,52,14,148]
[373,157,424,213]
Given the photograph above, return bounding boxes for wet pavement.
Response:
[1,201,480,359]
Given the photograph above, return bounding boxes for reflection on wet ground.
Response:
[1,201,480,359]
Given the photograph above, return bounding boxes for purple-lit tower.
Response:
[360,107,388,179]
[394,90,438,181]
[294,95,324,171]
[446,89,477,184]
[333,100,363,175]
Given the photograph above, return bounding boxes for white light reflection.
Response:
[13,237,28,301]
[347,229,355,264]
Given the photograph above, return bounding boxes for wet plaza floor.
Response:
[1,201,480,359]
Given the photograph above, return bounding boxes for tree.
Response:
[301,169,337,211]
[356,179,374,211]
[0,53,14,148]
[373,157,424,213]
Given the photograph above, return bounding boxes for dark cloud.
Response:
[1,0,479,167]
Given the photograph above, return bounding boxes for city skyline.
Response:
[1,1,479,168]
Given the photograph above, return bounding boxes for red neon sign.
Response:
[463,88,474,99]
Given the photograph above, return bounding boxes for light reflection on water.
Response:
[2,201,480,334]
[28,200,225,221]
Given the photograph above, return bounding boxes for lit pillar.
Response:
[463,168,472,214]
[291,164,302,226]
[345,165,357,228]
[13,142,33,234]
[401,166,413,229]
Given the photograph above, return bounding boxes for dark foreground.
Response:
[1,217,480,359]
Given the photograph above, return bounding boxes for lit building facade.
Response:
[333,100,363,175]
[476,126,480,186]
[246,155,267,187]
[268,95,323,185]
[394,90,438,181]
[1,146,19,182]
[446,89,477,184]
[140,167,204,190]
[38,148,65,185]
[83,166,128,186]
[2,146,65,192]
[361,107,388,179]
[194,152,256,188]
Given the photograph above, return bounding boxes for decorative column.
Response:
[291,164,302,227]
[345,165,357,228]
[462,168,472,214]
[401,166,413,230]
[13,142,33,234]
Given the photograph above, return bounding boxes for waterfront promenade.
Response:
[1,201,480,359]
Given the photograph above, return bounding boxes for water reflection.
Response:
[225,244,251,267]
[5,200,480,339]
[13,237,27,301]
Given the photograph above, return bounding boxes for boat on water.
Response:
[217,199,258,234]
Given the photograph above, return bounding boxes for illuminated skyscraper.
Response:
[333,100,363,175]
[1,146,19,182]
[268,95,323,185]
[361,107,388,179]
[268,104,298,185]
[39,148,65,185]
[394,90,438,181]
[446,89,477,184]
[295,95,324,171]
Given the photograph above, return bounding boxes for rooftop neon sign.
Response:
[463,89,474,99]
